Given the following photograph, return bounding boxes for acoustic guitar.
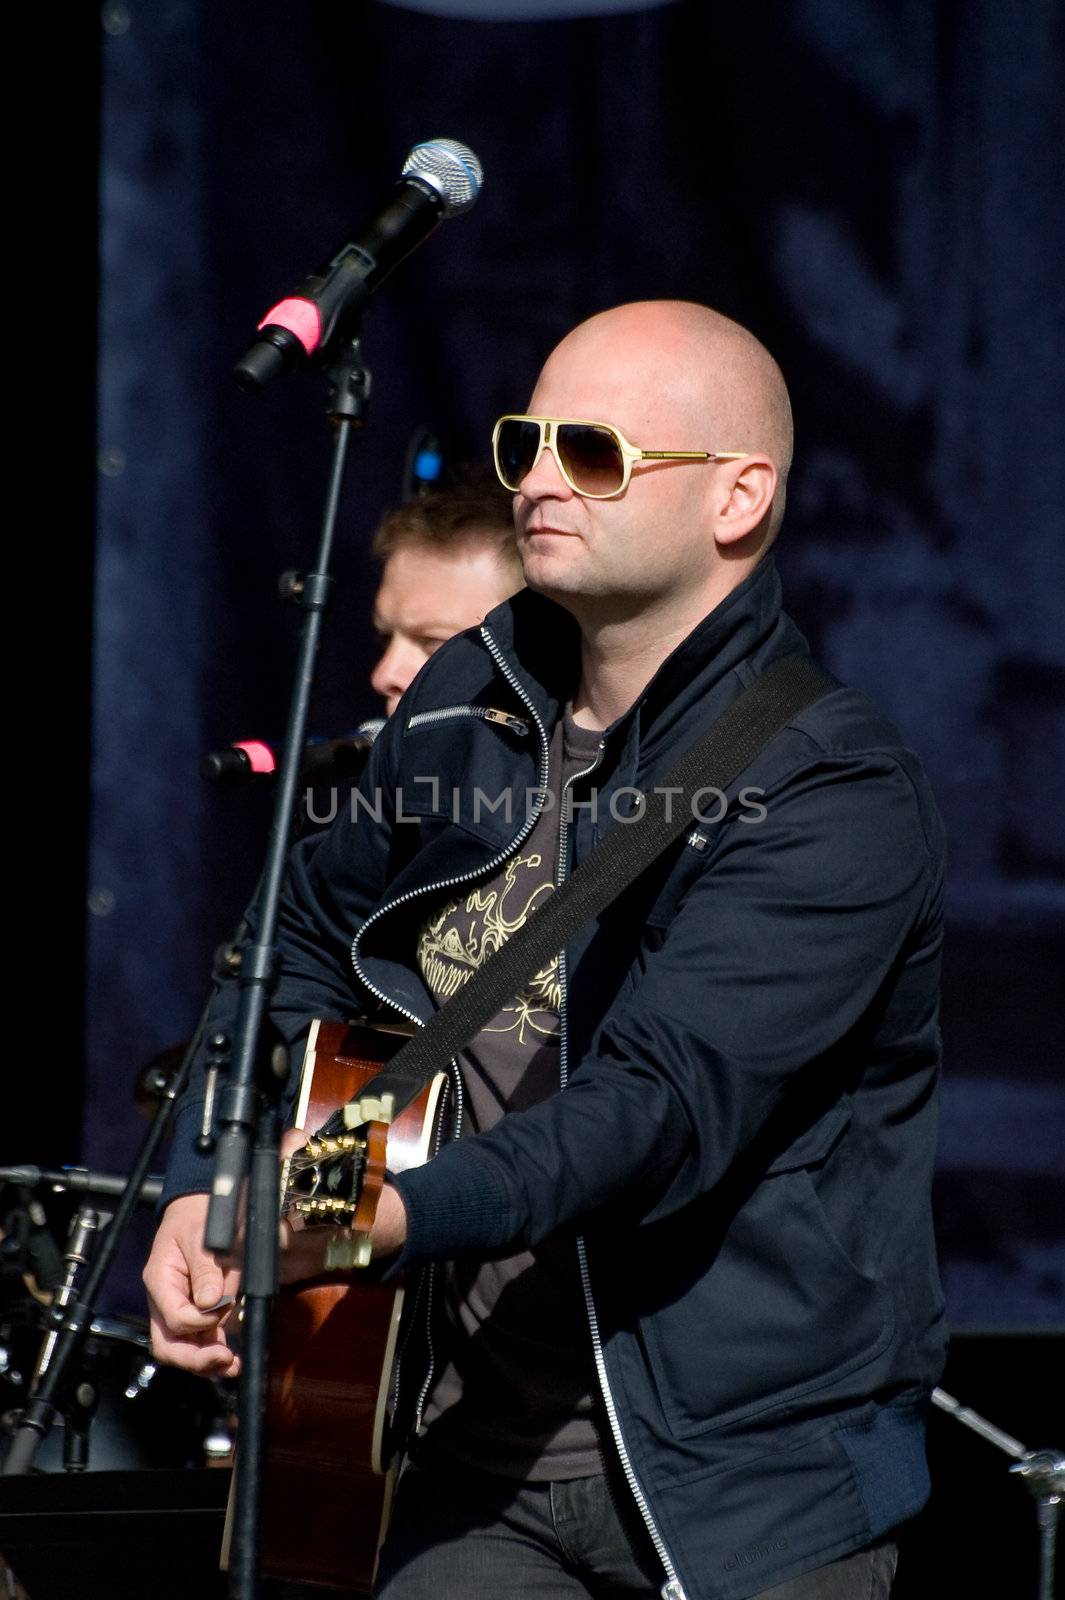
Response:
[254,1018,447,1592]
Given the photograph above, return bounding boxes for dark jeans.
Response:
[373,1457,898,1599]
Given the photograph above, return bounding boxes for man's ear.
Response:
[712,456,778,546]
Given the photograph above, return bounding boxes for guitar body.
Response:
[259,1019,446,1592]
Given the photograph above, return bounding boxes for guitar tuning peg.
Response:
[323,1230,372,1271]
[342,1092,396,1130]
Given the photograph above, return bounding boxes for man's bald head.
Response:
[538,301,793,538]
[512,301,794,716]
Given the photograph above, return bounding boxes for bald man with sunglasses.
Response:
[147,302,944,1600]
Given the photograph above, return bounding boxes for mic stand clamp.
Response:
[932,1387,1063,1600]
[1010,1450,1064,1600]
[322,343,371,424]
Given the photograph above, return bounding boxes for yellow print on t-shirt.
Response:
[417,853,561,1044]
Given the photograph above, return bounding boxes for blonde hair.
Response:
[372,463,520,577]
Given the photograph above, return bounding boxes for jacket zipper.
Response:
[404,1077,461,1429]
[351,629,551,1429]
[388,1078,454,1421]
[406,704,530,737]
[350,646,549,1026]
[558,750,689,1600]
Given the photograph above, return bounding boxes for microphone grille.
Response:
[403,138,483,216]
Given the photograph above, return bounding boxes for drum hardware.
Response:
[32,1205,100,1390]
[0,1186,63,1305]
[204,1412,237,1466]
[1,1190,234,1474]
[931,1386,1063,1600]
[1,931,252,1478]
[1,1293,231,1474]
[134,1042,189,1120]
[11,1204,130,1471]
[124,1354,158,1400]
[1,989,216,1478]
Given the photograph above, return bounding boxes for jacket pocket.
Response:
[640,1124,894,1437]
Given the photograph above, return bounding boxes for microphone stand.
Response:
[202,336,371,1600]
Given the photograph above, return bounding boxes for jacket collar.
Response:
[481,555,787,751]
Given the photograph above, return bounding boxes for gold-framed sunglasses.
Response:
[492,414,747,500]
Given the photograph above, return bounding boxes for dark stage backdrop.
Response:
[81,0,1064,1327]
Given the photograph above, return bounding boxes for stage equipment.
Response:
[0,1467,232,1600]
[0,1002,217,1479]
[200,729,375,785]
[134,1043,188,1118]
[1,1300,221,1473]
[931,1386,1063,1600]
[194,137,483,1600]
[0,1186,62,1298]
[234,138,482,391]
[1,1139,217,1472]
[0,1166,163,1205]
[402,425,444,499]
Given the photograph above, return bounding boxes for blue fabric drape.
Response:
[90,0,1064,1323]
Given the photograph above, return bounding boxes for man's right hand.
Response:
[143,1193,243,1378]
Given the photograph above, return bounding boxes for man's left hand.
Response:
[277,1127,408,1284]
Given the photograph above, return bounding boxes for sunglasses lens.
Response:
[556,425,625,495]
[496,419,542,490]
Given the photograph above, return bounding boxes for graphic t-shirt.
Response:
[414,709,608,1480]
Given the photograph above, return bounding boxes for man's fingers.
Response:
[143,1194,244,1367]
[280,1125,308,1160]
[147,1244,229,1330]
[189,1256,226,1312]
[162,1298,227,1336]
[202,1260,243,1323]
[147,1290,242,1375]
[145,1258,212,1334]
[198,1293,236,1315]
[149,1320,241,1378]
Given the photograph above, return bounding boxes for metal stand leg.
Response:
[932,1387,1064,1600]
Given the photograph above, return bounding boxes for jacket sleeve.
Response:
[160,717,403,1202]
[390,747,943,1266]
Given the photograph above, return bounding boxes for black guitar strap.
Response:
[354,652,833,1116]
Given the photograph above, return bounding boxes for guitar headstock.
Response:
[282,1128,366,1225]
[279,1091,397,1268]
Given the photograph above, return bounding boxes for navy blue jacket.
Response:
[166,557,947,1600]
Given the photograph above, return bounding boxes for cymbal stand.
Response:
[931,1385,1063,1600]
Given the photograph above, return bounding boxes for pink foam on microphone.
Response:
[234,740,276,775]
[258,297,322,355]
